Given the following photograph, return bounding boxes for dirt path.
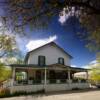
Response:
[1,90,100,100]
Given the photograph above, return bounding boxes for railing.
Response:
[72,79,87,83]
[14,79,88,85]
[49,79,67,84]
[72,79,79,83]
[0,79,12,89]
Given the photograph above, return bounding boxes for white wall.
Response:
[45,84,71,92]
[27,44,71,66]
[9,83,90,93]
[9,85,44,93]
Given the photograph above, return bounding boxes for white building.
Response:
[3,42,89,93]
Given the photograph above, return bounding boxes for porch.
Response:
[8,64,89,93]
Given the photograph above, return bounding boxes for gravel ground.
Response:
[1,89,100,100]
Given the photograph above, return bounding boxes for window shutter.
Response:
[38,56,46,66]
[38,56,41,66]
[58,57,64,65]
[58,58,60,64]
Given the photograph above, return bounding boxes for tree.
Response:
[0,56,24,65]
[90,68,100,82]
[89,52,100,83]
[0,0,100,50]
[0,63,11,82]
[0,34,18,58]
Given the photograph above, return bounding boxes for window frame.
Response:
[58,57,64,65]
[38,55,46,66]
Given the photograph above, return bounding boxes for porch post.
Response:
[86,70,88,82]
[68,69,71,83]
[12,67,15,86]
[44,67,47,89]
[10,67,15,94]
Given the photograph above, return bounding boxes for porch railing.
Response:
[14,79,88,85]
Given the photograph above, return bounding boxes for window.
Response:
[38,56,45,66]
[15,71,28,81]
[15,71,28,84]
[58,57,64,65]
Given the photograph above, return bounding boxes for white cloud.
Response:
[89,60,97,65]
[58,8,69,24]
[81,60,100,69]
[81,65,89,69]
[72,60,99,69]
[58,13,67,24]
[26,35,57,51]
[58,7,76,24]
[71,65,78,68]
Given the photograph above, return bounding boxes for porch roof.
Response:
[9,64,45,69]
[9,63,87,73]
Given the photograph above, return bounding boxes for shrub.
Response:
[72,88,80,90]
[72,78,78,83]
[0,89,45,98]
[0,88,10,97]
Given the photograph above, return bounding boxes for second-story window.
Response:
[38,56,45,66]
[58,57,64,65]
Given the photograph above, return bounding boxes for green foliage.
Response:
[0,88,10,98]
[9,0,100,51]
[0,63,11,82]
[0,34,18,58]
[0,0,100,51]
[15,58,24,64]
[89,52,100,82]
[90,68,100,83]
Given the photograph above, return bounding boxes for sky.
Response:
[0,4,96,68]
[15,15,96,68]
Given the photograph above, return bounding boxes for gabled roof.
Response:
[24,42,73,63]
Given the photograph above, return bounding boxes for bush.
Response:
[72,88,80,90]
[0,89,45,98]
[13,89,45,96]
[0,88,10,98]
[72,78,78,83]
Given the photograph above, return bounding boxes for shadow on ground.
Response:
[43,88,100,96]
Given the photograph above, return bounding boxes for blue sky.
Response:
[15,16,96,68]
[0,4,96,68]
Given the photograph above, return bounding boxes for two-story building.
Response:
[5,42,89,93]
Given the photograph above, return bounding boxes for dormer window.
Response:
[38,56,45,66]
[58,57,64,65]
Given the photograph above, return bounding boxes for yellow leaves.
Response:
[90,68,100,81]
[0,34,17,57]
[93,28,100,44]
[96,52,100,63]
[0,63,11,82]
[89,54,100,82]
[83,27,100,51]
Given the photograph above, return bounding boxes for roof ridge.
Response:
[24,42,73,63]
[28,41,54,53]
